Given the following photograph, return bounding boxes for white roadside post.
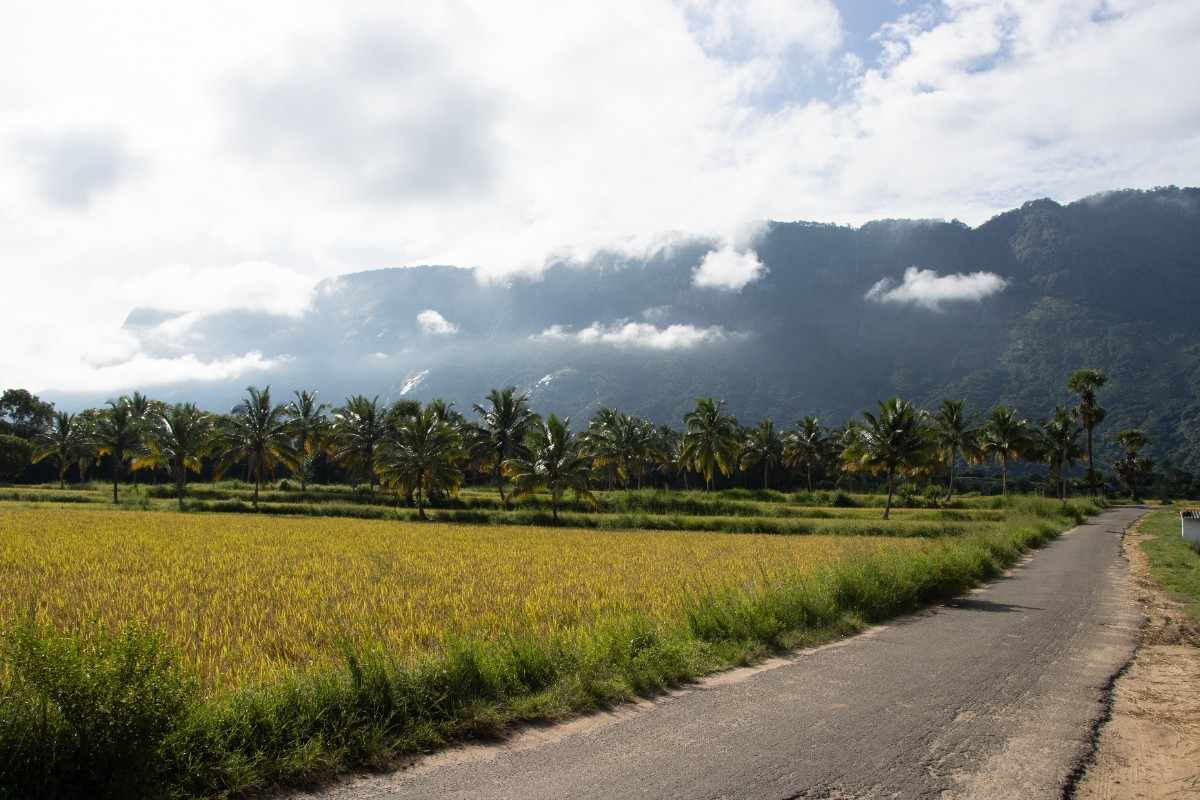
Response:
[1180,509,1200,548]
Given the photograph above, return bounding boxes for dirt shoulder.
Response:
[1074,513,1200,799]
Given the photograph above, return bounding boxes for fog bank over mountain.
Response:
[48,186,1200,471]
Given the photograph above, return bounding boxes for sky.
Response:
[2,0,1199,394]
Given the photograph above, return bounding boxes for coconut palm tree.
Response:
[286,390,329,492]
[122,391,161,484]
[31,411,85,488]
[330,395,387,491]
[1068,369,1108,494]
[843,398,933,519]
[585,410,654,491]
[784,416,827,492]
[1039,406,1083,502]
[212,386,298,508]
[978,405,1031,497]
[92,399,143,504]
[472,387,537,507]
[1113,429,1152,502]
[741,418,783,490]
[505,415,596,521]
[932,399,978,501]
[680,397,739,491]
[147,403,213,510]
[376,405,464,520]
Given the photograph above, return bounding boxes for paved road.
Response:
[295,507,1145,800]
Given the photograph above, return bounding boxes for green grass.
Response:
[0,497,1100,799]
[1140,507,1200,621]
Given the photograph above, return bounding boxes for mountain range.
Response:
[62,186,1200,473]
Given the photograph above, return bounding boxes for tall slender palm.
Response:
[741,418,783,490]
[505,415,596,521]
[680,397,740,491]
[92,399,143,504]
[286,390,329,492]
[472,387,537,507]
[212,386,298,508]
[977,405,1031,497]
[148,403,213,510]
[784,416,827,492]
[932,400,978,501]
[31,411,85,488]
[330,395,387,491]
[1068,369,1108,494]
[1039,406,1083,502]
[122,391,158,484]
[376,405,464,520]
[843,398,932,519]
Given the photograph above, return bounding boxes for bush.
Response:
[0,620,196,799]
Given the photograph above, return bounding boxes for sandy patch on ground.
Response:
[1074,520,1200,799]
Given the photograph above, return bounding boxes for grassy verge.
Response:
[0,500,1099,799]
[1140,507,1200,622]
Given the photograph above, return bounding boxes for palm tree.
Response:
[330,395,387,491]
[505,415,596,521]
[680,397,739,491]
[1068,369,1108,494]
[376,405,464,520]
[784,416,827,492]
[741,418,783,490]
[1039,407,1083,502]
[31,411,85,488]
[1113,429,1152,502]
[585,410,653,491]
[286,390,329,492]
[212,386,299,508]
[932,400,977,501]
[147,403,213,510]
[122,391,160,484]
[472,387,537,507]
[978,405,1031,497]
[92,399,143,504]
[843,398,932,519]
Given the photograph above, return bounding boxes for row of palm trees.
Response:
[29,368,1136,520]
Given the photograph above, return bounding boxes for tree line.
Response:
[0,368,1155,519]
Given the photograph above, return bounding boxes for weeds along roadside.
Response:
[0,498,1099,799]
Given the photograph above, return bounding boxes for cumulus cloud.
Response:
[416,309,459,335]
[692,246,766,290]
[29,351,283,395]
[534,321,728,350]
[865,267,1008,311]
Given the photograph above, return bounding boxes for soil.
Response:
[1074,519,1200,799]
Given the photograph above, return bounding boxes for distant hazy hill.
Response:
[103,186,1200,472]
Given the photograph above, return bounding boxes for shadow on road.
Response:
[945,598,1045,613]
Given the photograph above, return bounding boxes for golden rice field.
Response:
[0,507,932,689]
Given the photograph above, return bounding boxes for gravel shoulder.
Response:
[1073,513,1200,800]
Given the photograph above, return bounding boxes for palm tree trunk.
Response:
[807,464,813,493]
[883,469,895,520]
[417,482,427,520]
[1086,426,1095,494]
[1001,457,1008,497]
[763,462,769,490]
[946,448,956,500]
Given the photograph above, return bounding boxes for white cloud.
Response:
[692,246,766,290]
[129,262,317,317]
[1,1,1198,391]
[865,267,1008,311]
[534,321,728,350]
[31,351,282,395]
[416,309,459,335]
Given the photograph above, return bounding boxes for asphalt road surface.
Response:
[294,506,1145,800]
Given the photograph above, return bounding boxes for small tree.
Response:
[92,399,143,503]
[681,397,739,491]
[0,433,32,482]
[32,411,85,488]
[286,390,329,492]
[1113,429,1152,502]
[147,403,213,510]
[1039,407,1083,502]
[784,416,827,493]
[842,398,933,519]
[932,399,977,501]
[505,415,595,521]
[472,387,537,507]
[376,406,464,520]
[741,418,783,490]
[212,386,298,508]
[978,405,1031,497]
[330,395,387,492]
